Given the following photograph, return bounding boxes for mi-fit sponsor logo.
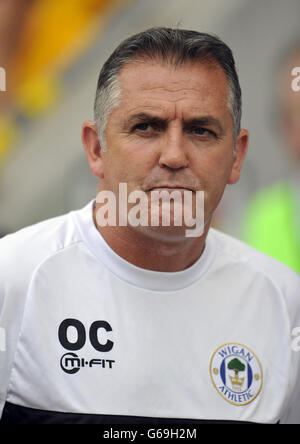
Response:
[58,318,115,374]
[60,352,115,374]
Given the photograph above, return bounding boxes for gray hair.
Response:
[94,27,242,151]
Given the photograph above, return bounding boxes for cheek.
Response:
[192,152,234,218]
[103,142,155,189]
[193,150,234,188]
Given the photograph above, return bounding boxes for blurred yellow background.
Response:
[0,0,129,163]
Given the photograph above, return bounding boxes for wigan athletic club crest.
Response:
[209,343,263,406]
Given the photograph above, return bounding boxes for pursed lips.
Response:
[149,185,195,192]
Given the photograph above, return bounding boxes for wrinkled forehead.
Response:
[116,59,231,115]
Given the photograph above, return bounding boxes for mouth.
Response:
[149,186,194,192]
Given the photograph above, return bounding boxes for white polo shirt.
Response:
[0,200,300,424]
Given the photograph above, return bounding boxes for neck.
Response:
[93,204,210,272]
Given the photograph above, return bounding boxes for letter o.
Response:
[58,318,86,350]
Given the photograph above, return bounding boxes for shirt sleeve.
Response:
[0,236,29,418]
[0,213,77,419]
[279,270,300,424]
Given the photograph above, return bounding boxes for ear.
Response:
[227,129,249,185]
[81,120,104,179]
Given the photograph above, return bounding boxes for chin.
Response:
[131,224,200,243]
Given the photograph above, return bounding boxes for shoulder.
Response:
[209,227,299,281]
[209,228,300,316]
[0,210,82,287]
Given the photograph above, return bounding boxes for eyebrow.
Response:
[184,117,224,134]
[124,112,225,134]
[124,113,166,130]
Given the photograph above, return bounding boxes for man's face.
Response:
[95,60,247,237]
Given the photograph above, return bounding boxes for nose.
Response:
[158,125,189,170]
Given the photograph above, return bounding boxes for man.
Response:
[243,39,300,274]
[0,27,300,424]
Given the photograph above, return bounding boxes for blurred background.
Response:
[0,0,299,273]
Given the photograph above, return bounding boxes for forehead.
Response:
[116,60,230,116]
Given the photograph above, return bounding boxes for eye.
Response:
[131,121,163,137]
[191,127,215,137]
[133,122,151,132]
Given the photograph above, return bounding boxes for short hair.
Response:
[94,27,242,151]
